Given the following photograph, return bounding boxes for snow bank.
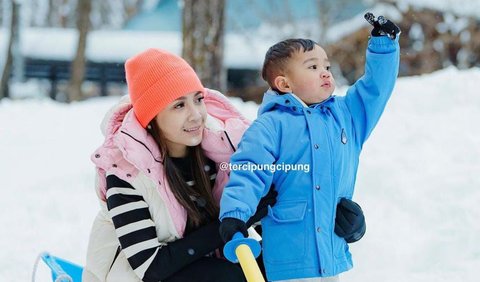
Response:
[1,67,479,281]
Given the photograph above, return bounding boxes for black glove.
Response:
[219,217,248,243]
[334,198,366,243]
[364,12,401,39]
[246,185,278,227]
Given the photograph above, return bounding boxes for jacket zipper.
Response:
[323,110,337,274]
[120,130,163,163]
[224,131,236,152]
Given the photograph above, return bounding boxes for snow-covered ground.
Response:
[1,66,479,281]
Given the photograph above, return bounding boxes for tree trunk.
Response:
[0,0,18,99]
[316,0,351,44]
[1,0,6,26]
[66,0,91,102]
[47,0,56,26]
[182,0,226,92]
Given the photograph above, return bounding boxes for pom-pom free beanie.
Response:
[125,48,205,128]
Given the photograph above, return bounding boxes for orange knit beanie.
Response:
[125,48,205,128]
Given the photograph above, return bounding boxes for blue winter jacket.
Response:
[220,36,400,281]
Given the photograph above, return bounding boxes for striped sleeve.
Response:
[105,175,161,279]
[105,174,224,281]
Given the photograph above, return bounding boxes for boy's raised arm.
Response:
[345,16,400,147]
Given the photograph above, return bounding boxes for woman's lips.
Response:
[183,126,201,133]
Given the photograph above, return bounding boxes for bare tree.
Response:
[316,0,351,44]
[66,0,91,102]
[46,0,75,28]
[182,0,226,92]
[0,0,6,26]
[0,0,19,99]
[29,0,142,29]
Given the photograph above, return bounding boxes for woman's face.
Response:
[154,91,207,158]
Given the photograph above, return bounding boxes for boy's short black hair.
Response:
[261,38,317,89]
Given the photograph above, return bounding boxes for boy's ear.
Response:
[273,76,291,93]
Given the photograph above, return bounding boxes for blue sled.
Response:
[39,252,83,282]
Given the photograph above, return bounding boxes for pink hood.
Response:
[91,88,250,236]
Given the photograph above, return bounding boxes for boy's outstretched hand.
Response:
[334,198,366,243]
[364,12,401,39]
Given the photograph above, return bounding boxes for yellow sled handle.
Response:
[224,232,265,282]
[235,243,265,282]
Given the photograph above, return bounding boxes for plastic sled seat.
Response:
[33,252,83,282]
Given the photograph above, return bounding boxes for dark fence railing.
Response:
[24,58,126,99]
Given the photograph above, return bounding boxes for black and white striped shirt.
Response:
[105,157,221,281]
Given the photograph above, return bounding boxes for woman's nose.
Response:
[187,104,202,121]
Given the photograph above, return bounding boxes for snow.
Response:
[341,66,480,282]
[1,66,479,281]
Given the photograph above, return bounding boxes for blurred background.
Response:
[1,1,479,282]
[1,0,479,103]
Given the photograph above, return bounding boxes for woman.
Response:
[82,48,274,282]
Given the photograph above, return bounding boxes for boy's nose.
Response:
[321,71,330,78]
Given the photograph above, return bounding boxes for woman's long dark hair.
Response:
[148,120,219,228]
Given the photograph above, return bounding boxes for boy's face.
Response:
[276,44,335,104]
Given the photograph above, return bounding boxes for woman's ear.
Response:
[273,76,291,93]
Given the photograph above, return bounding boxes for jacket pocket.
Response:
[262,200,308,264]
[333,231,349,260]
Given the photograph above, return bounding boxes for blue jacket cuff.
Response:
[368,35,400,54]
[220,211,250,222]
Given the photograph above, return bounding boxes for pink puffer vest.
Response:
[91,88,250,236]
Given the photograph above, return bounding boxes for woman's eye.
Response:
[196,96,205,103]
[174,103,184,109]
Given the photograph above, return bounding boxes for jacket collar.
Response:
[258,89,336,116]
